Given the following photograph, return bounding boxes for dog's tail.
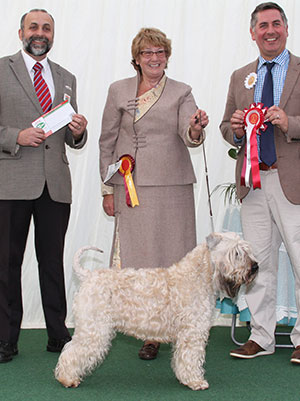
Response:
[73,246,103,281]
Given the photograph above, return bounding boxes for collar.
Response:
[21,49,50,73]
[257,48,290,71]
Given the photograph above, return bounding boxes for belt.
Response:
[259,161,278,171]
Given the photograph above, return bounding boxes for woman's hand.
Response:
[189,109,209,140]
[103,194,115,216]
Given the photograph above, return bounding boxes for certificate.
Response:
[104,160,122,183]
[32,100,76,137]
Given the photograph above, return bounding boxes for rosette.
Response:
[244,72,257,89]
[241,103,267,189]
[118,154,139,207]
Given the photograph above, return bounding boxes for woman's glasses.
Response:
[139,50,166,58]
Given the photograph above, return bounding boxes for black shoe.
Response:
[47,336,71,353]
[11,343,18,356]
[0,341,18,363]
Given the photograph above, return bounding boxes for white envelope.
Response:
[104,160,122,183]
[32,100,76,137]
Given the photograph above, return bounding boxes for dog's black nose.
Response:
[251,263,259,274]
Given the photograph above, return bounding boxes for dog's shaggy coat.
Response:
[55,232,258,390]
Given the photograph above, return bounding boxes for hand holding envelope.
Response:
[32,100,76,137]
[67,113,88,140]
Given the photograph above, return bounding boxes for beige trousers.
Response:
[241,169,300,351]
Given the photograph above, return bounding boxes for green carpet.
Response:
[0,326,298,401]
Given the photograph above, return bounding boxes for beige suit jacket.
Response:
[220,52,300,204]
[99,75,200,187]
[0,51,87,203]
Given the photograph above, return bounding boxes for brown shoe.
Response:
[230,340,274,359]
[138,342,160,360]
[291,345,300,364]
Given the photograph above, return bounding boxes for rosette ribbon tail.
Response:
[241,103,267,190]
[249,130,261,189]
[123,172,139,207]
[241,124,261,189]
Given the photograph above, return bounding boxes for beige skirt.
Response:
[111,184,196,269]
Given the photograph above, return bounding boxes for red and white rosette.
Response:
[118,154,139,207]
[241,103,267,189]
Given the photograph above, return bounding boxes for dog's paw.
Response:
[66,381,81,388]
[187,379,209,391]
[57,377,81,388]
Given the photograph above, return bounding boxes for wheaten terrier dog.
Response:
[55,232,258,390]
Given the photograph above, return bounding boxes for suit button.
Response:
[45,145,50,149]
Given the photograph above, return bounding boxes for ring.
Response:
[277,114,280,119]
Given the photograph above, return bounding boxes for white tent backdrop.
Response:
[1,0,299,328]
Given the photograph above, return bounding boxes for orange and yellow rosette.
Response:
[118,154,139,207]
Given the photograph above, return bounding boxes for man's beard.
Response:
[23,35,52,57]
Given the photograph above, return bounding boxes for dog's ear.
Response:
[206,233,222,250]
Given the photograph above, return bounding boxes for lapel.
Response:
[136,75,166,122]
[9,50,43,114]
[244,60,259,106]
[9,51,65,113]
[133,72,166,123]
[48,59,63,108]
[125,74,141,120]
[279,53,300,109]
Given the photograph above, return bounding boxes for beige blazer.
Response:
[99,75,200,187]
[0,51,87,203]
[220,53,300,204]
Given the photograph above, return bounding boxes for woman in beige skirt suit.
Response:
[99,27,208,360]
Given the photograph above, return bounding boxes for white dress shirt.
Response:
[21,49,55,102]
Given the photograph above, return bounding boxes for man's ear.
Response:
[18,29,23,41]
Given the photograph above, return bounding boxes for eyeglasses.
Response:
[139,50,166,58]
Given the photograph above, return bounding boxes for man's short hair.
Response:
[20,9,55,31]
[250,2,288,30]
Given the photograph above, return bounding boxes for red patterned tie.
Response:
[33,62,52,113]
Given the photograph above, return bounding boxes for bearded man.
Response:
[0,9,87,362]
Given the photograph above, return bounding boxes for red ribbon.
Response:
[241,103,267,189]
